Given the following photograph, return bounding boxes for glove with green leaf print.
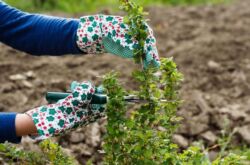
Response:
[76,15,160,68]
[26,81,106,140]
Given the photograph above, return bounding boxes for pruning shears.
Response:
[46,92,149,104]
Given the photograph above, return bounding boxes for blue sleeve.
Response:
[0,113,21,144]
[0,1,82,55]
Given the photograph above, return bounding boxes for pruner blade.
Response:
[124,95,173,104]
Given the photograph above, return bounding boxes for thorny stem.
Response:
[119,0,148,69]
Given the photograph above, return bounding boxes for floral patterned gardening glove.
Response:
[76,15,160,68]
[26,81,106,140]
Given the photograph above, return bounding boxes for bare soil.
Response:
[1,0,250,164]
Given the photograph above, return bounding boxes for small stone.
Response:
[0,83,15,93]
[187,114,209,136]
[232,86,244,98]
[0,103,6,112]
[158,126,167,131]
[71,143,94,156]
[208,60,220,68]
[50,79,67,90]
[69,132,85,143]
[22,80,33,88]
[86,70,100,77]
[85,123,101,147]
[177,121,189,134]
[193,90,212,113]
[14,91,29,106]
[213,114,231,129]
[0,157,5,164]
[173,134,189,148]
[99,119,107,134]
[154,71,162,77]
[208,93,227,108]
[200,131,217,144]
[25,71,35,79]
[98,150,106,154]
[207,60,222,72]
[33,78,45,87]
[237,125,250,145]
[21,136,40,152]
[209,151,219,161]
[9,74,26,81]
[220,105,247,121]
[189,122,209,135]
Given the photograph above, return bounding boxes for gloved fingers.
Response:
[89,104,106,114]
[92,85,106,114]
[70,81,95,105]
[143,26,160,68]
[70,81,79,91]
[89,86,106,120]
[101,15,137,58]
[143,57,161,69]
[95,85,104,94]
[71,81,103,94]
[143,49,161,69]
[73,103,106,129]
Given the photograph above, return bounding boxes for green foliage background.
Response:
[4,0,231,13]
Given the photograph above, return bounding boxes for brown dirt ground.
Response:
[1,0,250,164]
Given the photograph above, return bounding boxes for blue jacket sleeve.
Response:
[0,113,21,143]
[0,1,82,55]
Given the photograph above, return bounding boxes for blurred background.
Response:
[1,0,250,164]
[5,0,230,13]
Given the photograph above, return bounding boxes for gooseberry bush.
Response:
[0,139,76,164]
[101,0,246,164]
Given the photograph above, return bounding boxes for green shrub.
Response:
[0,143,46,164]
[0,140,77,165]
[101,0,246,164]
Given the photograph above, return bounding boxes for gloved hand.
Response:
[26,81,106,140]
[76,15,160,68]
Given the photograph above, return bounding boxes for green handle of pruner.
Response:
[46,92,107,104]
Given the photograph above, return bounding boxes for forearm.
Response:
[0,1,82,55]
[15,114,37,136]
[0,113,21,143]
[0,113,37,144]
